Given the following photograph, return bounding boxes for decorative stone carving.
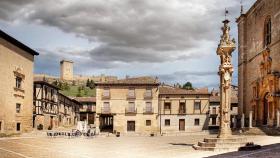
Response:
[216,19,236,138]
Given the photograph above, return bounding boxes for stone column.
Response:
[249,111,253,128]
[277,110,280,128]
[95,114,100,134]
[86,113,89,125]
[233,116,237,129]
[241,113,245,128]
[216,19,236,138]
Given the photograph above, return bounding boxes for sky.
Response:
[0,0,256,88]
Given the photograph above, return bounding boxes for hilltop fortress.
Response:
[34,60,118,84]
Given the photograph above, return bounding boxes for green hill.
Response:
[60,85,96,97]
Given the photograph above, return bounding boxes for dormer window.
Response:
[264,17,272,47]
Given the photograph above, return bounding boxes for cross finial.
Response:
[240,0,244,14]
[225,8,229,20]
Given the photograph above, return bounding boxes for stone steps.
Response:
[243,127,280,136]
[193,137,248,151]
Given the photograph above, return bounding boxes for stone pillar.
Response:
[233,116,237,129]
[95,114,100,134]
[277,110,280,128]
[216,19,235,138]
[249,111,253,128]
[86,113,89,125]
[241,113,245,128]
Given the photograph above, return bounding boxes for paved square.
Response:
[0,135,280,158]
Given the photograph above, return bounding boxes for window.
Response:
[145,102,152,112]
[16,103,21,113]
[128,102,135,112]
[127,121,135,131]
[179,102,186,113]
[128,88,135,97]
[264,17,272,47]
[102,102,110,113]
[164,102,171,110]
[194,119,200,126]
[0,121,2,131]
[146,120,151,126]
[212,107,217,114]
[16,123,21,131]
[212,117,216,125]
[145,89,152,97]
[165,119,170,126]
[194,101,201,111]
[103,88,110,97]
[15,76,22,89]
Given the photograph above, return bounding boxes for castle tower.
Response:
[60,60,74,80]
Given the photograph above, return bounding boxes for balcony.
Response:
[143,107,154,114]
[144,94,153,99]
[102,94,110,100]
[178,109,186,115]
[125,107,137,114]
[127,94,136,100]
[163,109,171,114]
[101,107,111,114]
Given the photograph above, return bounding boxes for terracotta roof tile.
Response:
[95,76,159,86]
[74,97,96,103]
[210,96,238,104]
[159,86,210,95]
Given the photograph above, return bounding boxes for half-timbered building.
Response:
[33,81,80,130]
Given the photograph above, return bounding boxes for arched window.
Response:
[264,17,272,47]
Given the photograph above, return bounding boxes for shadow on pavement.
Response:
[169,143,194,146]
[206,143,280,158]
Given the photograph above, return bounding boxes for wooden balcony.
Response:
[143,107,154,114]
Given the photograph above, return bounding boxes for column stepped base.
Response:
[193,137,248,151]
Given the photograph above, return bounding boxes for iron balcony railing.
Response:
[143,107,154,114]
[125,107,137,114]
[101,107,111,114]
[178,109,186,114]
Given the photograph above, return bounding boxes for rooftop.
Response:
[210,95,238,104]
[95,76,159,86]
[159,85,210,95]
[74,97,96,103]
[0,29,39,56]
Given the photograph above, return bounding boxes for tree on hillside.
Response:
[182,82,194,90]
[88,80,95,89]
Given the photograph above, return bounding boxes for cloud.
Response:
[0,0,248,62]
[157,70,219,88]
[0,0,257,88]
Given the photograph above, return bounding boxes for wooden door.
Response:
[179,119,185,131]
[127,121,135,131]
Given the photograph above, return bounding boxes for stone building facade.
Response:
[0,30,39,133]
[33,81,80,130]
[95,77,159,135]
[209,94,238,129]
[158,86,210,134]
[74,97,96,126]
[237,0,280,127]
